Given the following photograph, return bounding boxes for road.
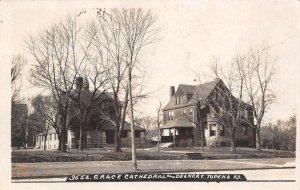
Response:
[12,158,295,179]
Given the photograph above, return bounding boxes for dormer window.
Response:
[176,97,181,104]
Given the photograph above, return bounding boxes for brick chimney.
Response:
[75,77,83,90]
[169,86,175,98]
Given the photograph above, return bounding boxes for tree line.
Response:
[261,115,296,151]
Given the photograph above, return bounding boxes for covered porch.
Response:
[160,117,195,147]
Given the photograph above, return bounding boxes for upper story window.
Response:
[176,97,181,104]
[168,111,174,120]
[220,125,225,136]
[182,109,187,116]
[189,109,193,116]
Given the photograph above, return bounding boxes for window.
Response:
[49,145,51,149]
[220,125,225,136]
[168,111,174,120]
[50,134,52,140]
[121,131,127,138]
[182,109,187,116]
[176,97,181,104]
[54,145,56,148]
[210,124,216,136]
[189,109,193,116]
[244,126,248,135]
[135,131,140,138]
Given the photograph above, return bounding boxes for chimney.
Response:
[169,86,175,97]
[75,77,83,90]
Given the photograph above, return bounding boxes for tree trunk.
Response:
[43,135,46,150]
[200,127,203,151]
[256,127,261,151]
[79,120,84,150]
[157,128,160,152]
[128,70,137,171]
[115,124,121,152]
[58,134,61,150]
[230,131,236,152]
[115,129,121,152]
[61,118,67,152]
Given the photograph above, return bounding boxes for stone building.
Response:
[161,79,256,147]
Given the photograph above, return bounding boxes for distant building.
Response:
[161,79,256,147]
[34,77,146,150]
[35,127,59,150]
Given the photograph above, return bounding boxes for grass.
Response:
[11,148,188,163]
[11,147,295,163]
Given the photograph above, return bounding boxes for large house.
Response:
[34,77,146,150]
[161,79,256,147]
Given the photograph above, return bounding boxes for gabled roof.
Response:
[163,79,219,111]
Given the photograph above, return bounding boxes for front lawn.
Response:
[11,148,188,163]
[11,147,295,163]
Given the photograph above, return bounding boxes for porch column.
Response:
[216,125,220,137]
[173,128,176,148]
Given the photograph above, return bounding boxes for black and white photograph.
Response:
[0,0,299,189]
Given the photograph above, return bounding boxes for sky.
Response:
[2,0,300,123]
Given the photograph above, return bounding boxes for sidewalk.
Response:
[12,158,295,179]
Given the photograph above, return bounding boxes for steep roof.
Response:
[163,79,219,111]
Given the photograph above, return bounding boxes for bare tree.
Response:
[93,9,159,170]
[26,15,93,152]
[116,8,158,171]
[11,55,27,102]
[238,47,276,151]
[198,55,249,152]
[91,10,130,152]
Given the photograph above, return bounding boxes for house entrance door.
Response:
[106,131,115,144]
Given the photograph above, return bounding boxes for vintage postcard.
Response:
[0,0,299,189]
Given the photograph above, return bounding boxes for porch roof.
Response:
[100,121,146,131]
[161,117,195,129]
